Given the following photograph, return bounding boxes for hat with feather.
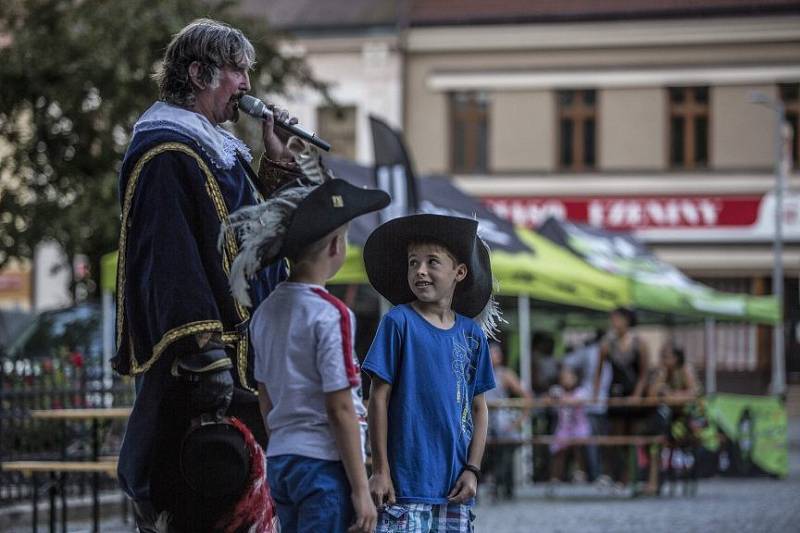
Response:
[363,213,503,339]
[221,138,390,306]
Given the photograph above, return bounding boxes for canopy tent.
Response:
[99,155,783,401]
[323,157,627,312]
[538,217,780,325]
[100,156,779,325]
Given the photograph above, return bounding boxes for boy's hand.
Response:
[369,471,396,507]
[447,470,478,503]
[348,488,377,533]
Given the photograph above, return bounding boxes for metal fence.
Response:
[0,354,133,505]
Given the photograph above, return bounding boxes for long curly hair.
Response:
[155,19,255,108]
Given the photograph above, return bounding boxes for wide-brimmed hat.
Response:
[280,179,389,259]
[363,213,501,335]
[180,418,251,501]
[180,417,276,532]
[223,138,390,306]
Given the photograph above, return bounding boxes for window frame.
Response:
[316,104,358,161]
[555,89,598,172]
[778,82,800,168]
[667,86,711,170]
[448,91,490,174]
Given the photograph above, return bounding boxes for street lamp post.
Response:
[750,91,788,396]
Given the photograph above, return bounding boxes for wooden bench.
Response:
[8,409,130,533]
[2,460,118,475]
[2,459,120,533]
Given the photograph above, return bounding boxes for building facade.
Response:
[254,0,800,389]
[250,0,403,164]
[401,2,800,387]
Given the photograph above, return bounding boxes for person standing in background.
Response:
[485,341,531,499]
[565,330,611,484]
[593,308,650,487]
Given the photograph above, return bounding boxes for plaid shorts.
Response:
[375,503,475,533]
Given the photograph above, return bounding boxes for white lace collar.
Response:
[132,101,252,170]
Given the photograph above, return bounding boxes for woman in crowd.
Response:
[485,342,531,499]
[649,344,700,400]
[649,344,705,487]
[593,307,650,487]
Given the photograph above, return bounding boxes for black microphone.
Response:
[238,95,331,152]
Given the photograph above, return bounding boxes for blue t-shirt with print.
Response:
[362,304,496,504]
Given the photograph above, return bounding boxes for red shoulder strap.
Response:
[311,288,359,386]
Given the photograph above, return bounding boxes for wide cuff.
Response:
[123,320,224,376]
[256,153,305,198]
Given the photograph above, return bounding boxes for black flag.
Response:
[369,115,420,221]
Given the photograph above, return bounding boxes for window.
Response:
[779,83,799,167]
[317,105,357,160]
[450,91,489,174]
[557,89,596,172]
[668,86,709,169]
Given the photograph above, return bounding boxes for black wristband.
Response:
[462,464,481,482]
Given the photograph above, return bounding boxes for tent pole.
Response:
[101,289,114,398]
[704,317,717,395]
[516,294,532,488]
[518,295,531,390]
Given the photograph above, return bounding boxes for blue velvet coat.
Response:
[114,127,286,500]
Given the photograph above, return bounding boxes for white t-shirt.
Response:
[251,282,366,461]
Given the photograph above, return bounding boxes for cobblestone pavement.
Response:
[474,423,800,533]
[7,424,800,533]
[474,473,800,533]
[12,464,798,533]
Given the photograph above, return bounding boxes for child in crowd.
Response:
[225,141,390,533]
[549,364,592,485]
[362,214,499,533]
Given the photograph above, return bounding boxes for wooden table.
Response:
[18,408,131,533]
[30,408,132,421]
[2,461,118,475]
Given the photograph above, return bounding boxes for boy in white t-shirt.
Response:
[224,141,389,533]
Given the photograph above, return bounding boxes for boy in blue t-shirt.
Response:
[361,214,500,532]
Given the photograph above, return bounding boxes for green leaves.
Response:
[0,0,324,300]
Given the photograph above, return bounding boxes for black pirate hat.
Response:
[180,419,250,502]
[223,138,390,306]
[279,179,389,259]
[363,213,501,336]
[179,417,276,530]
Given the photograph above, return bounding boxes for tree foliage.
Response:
[0,0,325,300]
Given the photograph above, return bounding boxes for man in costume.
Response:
[113,19,300,531]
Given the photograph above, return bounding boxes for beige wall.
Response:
[405,40,800,174]
[711,84,777,169]
[490,91,555,172]
[599,88,667,170]
[405,58,449,173]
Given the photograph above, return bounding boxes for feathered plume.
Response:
[220,137,327,307]
[474,232,506,340]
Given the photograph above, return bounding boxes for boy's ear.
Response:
[329,233,345,256]
[455,263,468,282]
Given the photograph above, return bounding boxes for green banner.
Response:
[706,393,788,478]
